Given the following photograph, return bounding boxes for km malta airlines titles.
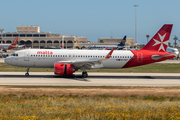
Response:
[5,24,175,78]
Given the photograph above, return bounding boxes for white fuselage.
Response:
[5,49,134,69]
[0,44,11,50]
[0,44,19,50]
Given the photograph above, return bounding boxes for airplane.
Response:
[166,47,179,55]
[4,24,175,78]
[0,36,19,52]
[87,36,127,50]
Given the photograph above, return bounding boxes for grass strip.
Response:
[0,94,180,119]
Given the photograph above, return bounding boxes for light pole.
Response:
[133,5,138,45]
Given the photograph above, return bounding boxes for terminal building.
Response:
[0,26,135,49]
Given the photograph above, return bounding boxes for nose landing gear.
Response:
[25,67,30,76]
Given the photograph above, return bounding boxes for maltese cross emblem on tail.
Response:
[152,33,168,52]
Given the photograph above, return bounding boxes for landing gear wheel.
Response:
[82,71,88,78]
[25,73,29,76]
[25,67,30,76]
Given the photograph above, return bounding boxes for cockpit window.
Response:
[11,53,18,57]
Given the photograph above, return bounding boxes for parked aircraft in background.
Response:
[5,24,175,77]
[166,47,179,55]
[86,36,127,50]
[0,36,20,52]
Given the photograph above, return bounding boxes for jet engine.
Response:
[54,63,73,75]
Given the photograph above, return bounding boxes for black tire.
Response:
[82,72,88,78]
[25,73,29,76]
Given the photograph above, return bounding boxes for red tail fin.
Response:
[12,36,18,45]
[142,24,173,52]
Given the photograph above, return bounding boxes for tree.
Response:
[174,36,178,48]
[146,35,150,44]
[168,42,172,47]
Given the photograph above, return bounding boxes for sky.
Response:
[1,0,180,45]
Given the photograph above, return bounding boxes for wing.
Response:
[56,48,115,69]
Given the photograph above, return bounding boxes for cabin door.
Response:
[24,51,29,61]
[137,52,143,63]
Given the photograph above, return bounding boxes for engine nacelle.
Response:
[54,63,73,75]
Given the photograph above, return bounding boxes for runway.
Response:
[0,72,180,86]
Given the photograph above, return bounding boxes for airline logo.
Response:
[121,40,125,45]
[12,36,18,45]
[153,33,168,52]
[141,24,172,52]
[37,51,53,55]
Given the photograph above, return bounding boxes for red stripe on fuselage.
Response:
[122,51,136,68]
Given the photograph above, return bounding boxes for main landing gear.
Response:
[82,71,88,78]
[25,67,30,76]
[81,67,88,78]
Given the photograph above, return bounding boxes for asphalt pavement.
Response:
[0,72,180,86]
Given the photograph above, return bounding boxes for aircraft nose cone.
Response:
[4,57,11,64]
